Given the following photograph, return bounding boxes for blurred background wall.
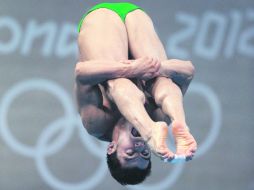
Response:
[0,0,253,190]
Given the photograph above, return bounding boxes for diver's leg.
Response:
[79,8,168,146]
[125,9,197,159]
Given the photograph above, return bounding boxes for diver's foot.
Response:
[147,121,174,161]
[172,121,197,161]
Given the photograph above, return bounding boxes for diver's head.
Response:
[107,118,151,185]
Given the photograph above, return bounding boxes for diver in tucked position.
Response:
[75,2,197,185]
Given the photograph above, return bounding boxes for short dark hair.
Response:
[106,152,151,185]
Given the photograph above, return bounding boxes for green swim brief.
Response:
[77,2,143,33]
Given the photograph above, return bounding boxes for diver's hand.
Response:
[121,57,161,80]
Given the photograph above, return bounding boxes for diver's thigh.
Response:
[125,9,167,60]
[78,8,128,61]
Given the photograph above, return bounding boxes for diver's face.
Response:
[116,126,151,169]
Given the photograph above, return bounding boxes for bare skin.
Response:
[76,8,197,161]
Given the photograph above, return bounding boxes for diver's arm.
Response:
[159,59,195,95]
[75,60,130,85]
[75,57,160,85]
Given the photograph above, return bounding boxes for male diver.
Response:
[75,2,197,185]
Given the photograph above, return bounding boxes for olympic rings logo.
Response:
[0,79,222,190]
